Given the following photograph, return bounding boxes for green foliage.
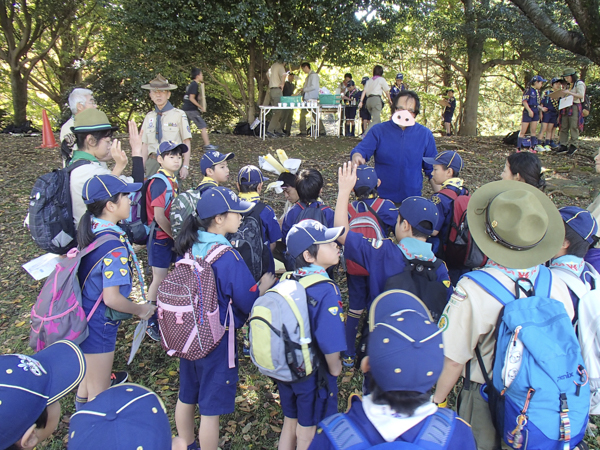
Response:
[583,81,600,137]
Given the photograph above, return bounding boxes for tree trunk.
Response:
[10,69,29,126]
[247,41,256,122]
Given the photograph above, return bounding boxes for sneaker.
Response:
[556,145,569,153]
[341,353,355,368]
[203,144,218,151]
[146,322,160,342]
[265,131,280,138]
[543,145,552,152]
[274,131,286,137]
[534,144,546,152]
[567,145,578,155]
[110,371,128,386]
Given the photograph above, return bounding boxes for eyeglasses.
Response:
[396,106,416,114]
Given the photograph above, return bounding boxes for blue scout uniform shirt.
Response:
[351,121,437,204]
[196,176,218,193]
[428,179,468,255]
[541,90,560,115]
[349,197,398,235]
[79,230,133,318]
[281,201,335,242]
[522,86,540,110]
[389,83,407,103]
[343,231,452,307]
[309,395,477,449]
[445,97,456,115]
[239,192,283,274]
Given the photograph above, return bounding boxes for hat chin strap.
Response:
[484,201,546,251]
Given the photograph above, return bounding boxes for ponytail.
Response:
[174,214,214,256]
[76,193,121,248]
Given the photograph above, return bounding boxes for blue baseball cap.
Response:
[551,77,564,85]
[531,75,547,83]
[0,341,86,449]
[157,140,189,156]
[355,165,378,190]
[560,206,599,245]
[361,76,369,85]
[367,290,444,393]
[396,196,439,236]
[286,219,345,259]
[200,150,235,173]
[396,73,403,80]
[82,174,142,205]
[196,186,254,220]
[68,384,171,450]
[346,80,356,87]
[422,151,464,173]
[238,165,269,185]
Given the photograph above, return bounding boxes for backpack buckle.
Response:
[175,312,184,324]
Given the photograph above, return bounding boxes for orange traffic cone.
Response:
[37,110,59,148]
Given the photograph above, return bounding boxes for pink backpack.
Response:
[157,244,235,364]
[29,234,119,351]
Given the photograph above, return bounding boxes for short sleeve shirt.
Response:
[146,174,178,240]
[281,202,335,242]
[141,108,192,155]
[182,81,200,112]
[522,87,539,108]
[304,279,347,355]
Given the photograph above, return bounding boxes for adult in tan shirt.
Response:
[558,67,586,155]
[267,60,287,136]
[433,180,572,450]
[358,65,392,126]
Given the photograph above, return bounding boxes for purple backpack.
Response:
[29,234,120,351]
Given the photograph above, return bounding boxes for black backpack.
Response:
[295,202,330,227]
[384,257,449,321]
[227,202,270,282]
[28,160,91,255]
[502,131,519,146]
[233,121,259,137]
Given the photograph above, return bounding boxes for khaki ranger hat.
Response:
[467,180,564,269]
[561,67,577,77]
[141,73,177,90]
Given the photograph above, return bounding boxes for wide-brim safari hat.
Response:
[562,67,577,77]
[467,180,564,269]
[141,74,177,90]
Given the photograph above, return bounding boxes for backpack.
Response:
[140,173,174,240]
[118,190,148,245]
[383,258,448,321]
[29,234,120,351]
[248,273,329,382]
[169,188,203,239]
[226,202,270,282]
[319,407,457,449]
[346,198,388,276]
[438,190,487,269]
[28,159,91,255]
[295,202,330,227]
[463,267,589,449]
[156,244,233,361]
[552,264,600,414]
[583,94,591,118]
[233,121,259,137]
[502,131,519,146]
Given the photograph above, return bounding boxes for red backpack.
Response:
[438,189,487,269]
[346,198,388,276]
[157,244,235,364]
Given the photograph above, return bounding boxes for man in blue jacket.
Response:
[351,90,439,205]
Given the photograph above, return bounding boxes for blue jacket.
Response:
[351,120,437,204]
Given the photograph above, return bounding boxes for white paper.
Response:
[259,156,281,174]
[22,253,64,280]
[559,95,573,110]
[283,159,302,174]
[128,319,147,365]
[266,181,284,194]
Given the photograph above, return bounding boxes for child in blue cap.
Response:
[335,162,452,318]
[197,150,235,193]
[343,165,398,368]
[518,75,546,151]
[537,77,563,151]
[69,383,187,450]
[75,174,155,407]
[278,219,346,450]
[309,290,477,449]
[173,186,275,450]
[0,340,86,450]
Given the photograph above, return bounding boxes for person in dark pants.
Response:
[281,72,296,136]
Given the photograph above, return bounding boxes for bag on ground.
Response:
[248,273,328,382]
[29,234,120,351]
[28,160,90,255]
[464,267,590,450]
[346,198,388,276]
[156,245,232,360]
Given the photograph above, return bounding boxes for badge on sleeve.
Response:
[104,271,114,279]
[432,196,441,205]
[443,280,451,288]
[104,258,113,266]
[119,269,128,276]
[328,306,339,316]
[438,313,449,331]
[120,257,128,265]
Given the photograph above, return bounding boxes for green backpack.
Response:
[169,189,202,238]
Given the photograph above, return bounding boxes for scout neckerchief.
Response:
[484,259,539,296]
[70,151,99,164]
[239,192,260,203]
[293,264,329,279]
[197,176,218,191]
[398,237,435,262]
[440,177,463,190]
[157,168,179,197]
[92,217,147,302]
[191,231,232,259]
[550,254,585,278]
[155,101,174,142]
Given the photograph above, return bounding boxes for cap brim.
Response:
[230,199,255,214]
[122,181,143,193]
[315,226,345,245]
[34,341,86,404]
[368,289,433,332]
[422,157,441,166]
[141,84,177,90]
[467,180,564,269]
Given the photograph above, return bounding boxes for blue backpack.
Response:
[319,408,457,449]
[464,266,590,450]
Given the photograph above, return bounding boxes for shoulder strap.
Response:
[437,188,459,202]
[150,173,174,207]
[298,273,330,289]
[462,270,515,306]
[204,244,232,264]
[413,408,457,450]
[252,201,267,216]
[363,201,389,235]
[552,268,588,300]
[319,413,371,450]
[533,265,552,297]
[64,159,92,173]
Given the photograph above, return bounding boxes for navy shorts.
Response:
[347,274,369,311]
[522,109,540,123]
[276,374,329,426]
[443,112,454,123]
[147,237,176,269]
[359,108,371,120]
[542,112,558,125]
[178,338,239,416]
[79,309,120,354]
[345,108,357,120]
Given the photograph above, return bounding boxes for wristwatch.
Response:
[183,165,190,169]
